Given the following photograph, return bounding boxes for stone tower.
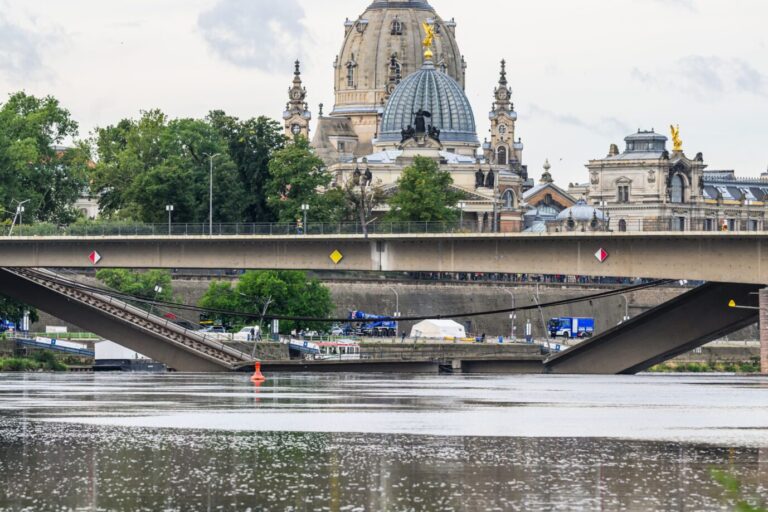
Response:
[283,60,311,140]
[486,60,523,169]
[329,0,465,156]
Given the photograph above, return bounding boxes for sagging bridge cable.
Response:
[21,268,674,323]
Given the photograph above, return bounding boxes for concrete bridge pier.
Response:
[761,289,768,374]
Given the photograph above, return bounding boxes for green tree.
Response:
[266,137,344,224]
[385,156,463,223]
[0,92,89,224]
[0,296,39,326]
[208,111,285,223]
[95,269,174,302]
[199,270,334,333]
[91,110,246,223]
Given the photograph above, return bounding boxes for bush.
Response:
[0,358,39,372]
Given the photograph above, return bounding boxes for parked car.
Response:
[198,325,227,334]
[330,326,345,336]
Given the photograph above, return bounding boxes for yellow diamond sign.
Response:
[330,250,344,265]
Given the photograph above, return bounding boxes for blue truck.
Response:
[347,310,398,337]
[548,317,595,339]
[0,320,15,333]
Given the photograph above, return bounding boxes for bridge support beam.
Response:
[761,289,768,374]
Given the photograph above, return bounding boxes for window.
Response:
[618,219,627,232]
[337,141,345,152]
[346,64,355,87]
[497,146,508,165]
[502,190,515,209]
[670,174,684,203]
[618,185,630,203]
[704,218,714,231]
[674,217,685,232]
[728,219,736,232]
[391,19,403,35]
[750,220,759,231]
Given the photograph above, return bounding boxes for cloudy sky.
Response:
[1,0,766,185]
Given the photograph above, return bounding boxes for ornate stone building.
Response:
[573,128,768,232]
[285,0,532,232]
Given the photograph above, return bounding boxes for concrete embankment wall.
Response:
[31,277,758,341]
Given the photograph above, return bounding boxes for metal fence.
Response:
[6,221,474,237]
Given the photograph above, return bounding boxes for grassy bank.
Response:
[0,352,67,372]
[649,360,761,374]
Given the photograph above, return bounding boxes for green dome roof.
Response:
[378,60,478,145]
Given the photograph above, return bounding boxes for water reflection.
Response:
[0,373,766,511]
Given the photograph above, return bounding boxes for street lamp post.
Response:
[17,205,25,236]
[387,286,400,336]
[301,204,310,235]
[503,289,516,341]
[165,205,174,235]
[203,153,221,236]
[8,200,30,236]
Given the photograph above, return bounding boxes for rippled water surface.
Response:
[0,373,767,511]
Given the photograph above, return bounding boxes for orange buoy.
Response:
[250,362,266,383]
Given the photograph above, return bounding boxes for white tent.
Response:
[410,320,466,340]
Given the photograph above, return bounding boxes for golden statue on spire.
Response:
[670,124,683,152]
[422,21,435,60]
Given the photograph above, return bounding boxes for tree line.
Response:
[0,91,463,228]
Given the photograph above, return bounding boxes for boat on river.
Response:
[288,340,361,361]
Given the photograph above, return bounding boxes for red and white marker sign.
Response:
[594,248,609,263]
[89,251,102,265]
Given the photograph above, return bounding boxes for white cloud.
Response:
[198,0,306,72]
[0,9,62,82]
[632,56,767,99]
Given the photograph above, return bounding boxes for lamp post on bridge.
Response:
[165,205,174,235]
[203,153,221,236]
[301,204,310,235]
[8,200,30,236]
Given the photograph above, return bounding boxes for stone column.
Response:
[760,289,768,374]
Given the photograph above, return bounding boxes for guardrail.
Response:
[5,222,471,237]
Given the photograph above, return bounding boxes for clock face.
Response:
[292,90,302,100]
[498,88,508,100]
[498,124,507,135]
[291,124,302,135]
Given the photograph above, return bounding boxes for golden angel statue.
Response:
[421,21,435,59]
[670,124,683,152]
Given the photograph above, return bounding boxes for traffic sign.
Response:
[594,248,609,263]
[330,250,344,265]
[89,251,102,265]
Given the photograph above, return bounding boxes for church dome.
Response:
[378,60,478,145]
[557,200,607,222]
[332,0,464,118]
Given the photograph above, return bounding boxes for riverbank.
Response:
[0,353,67,372]
[649,360,761,373]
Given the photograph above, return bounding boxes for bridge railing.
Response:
[7,215,765,237]
[5,221,475,237]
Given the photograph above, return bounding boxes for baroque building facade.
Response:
[571,128,768,232]
[283,0,533,232]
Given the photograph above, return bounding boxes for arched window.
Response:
[671,174,684,203]
[502,190,515,209]
[391,19,403,35]
[618,219,627,232]
[497,146,508,165]
[346,64,355,87]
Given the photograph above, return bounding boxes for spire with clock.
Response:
[485,59,523,169]
[283,60,312,140]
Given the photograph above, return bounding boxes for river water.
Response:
[0,373,767,511]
